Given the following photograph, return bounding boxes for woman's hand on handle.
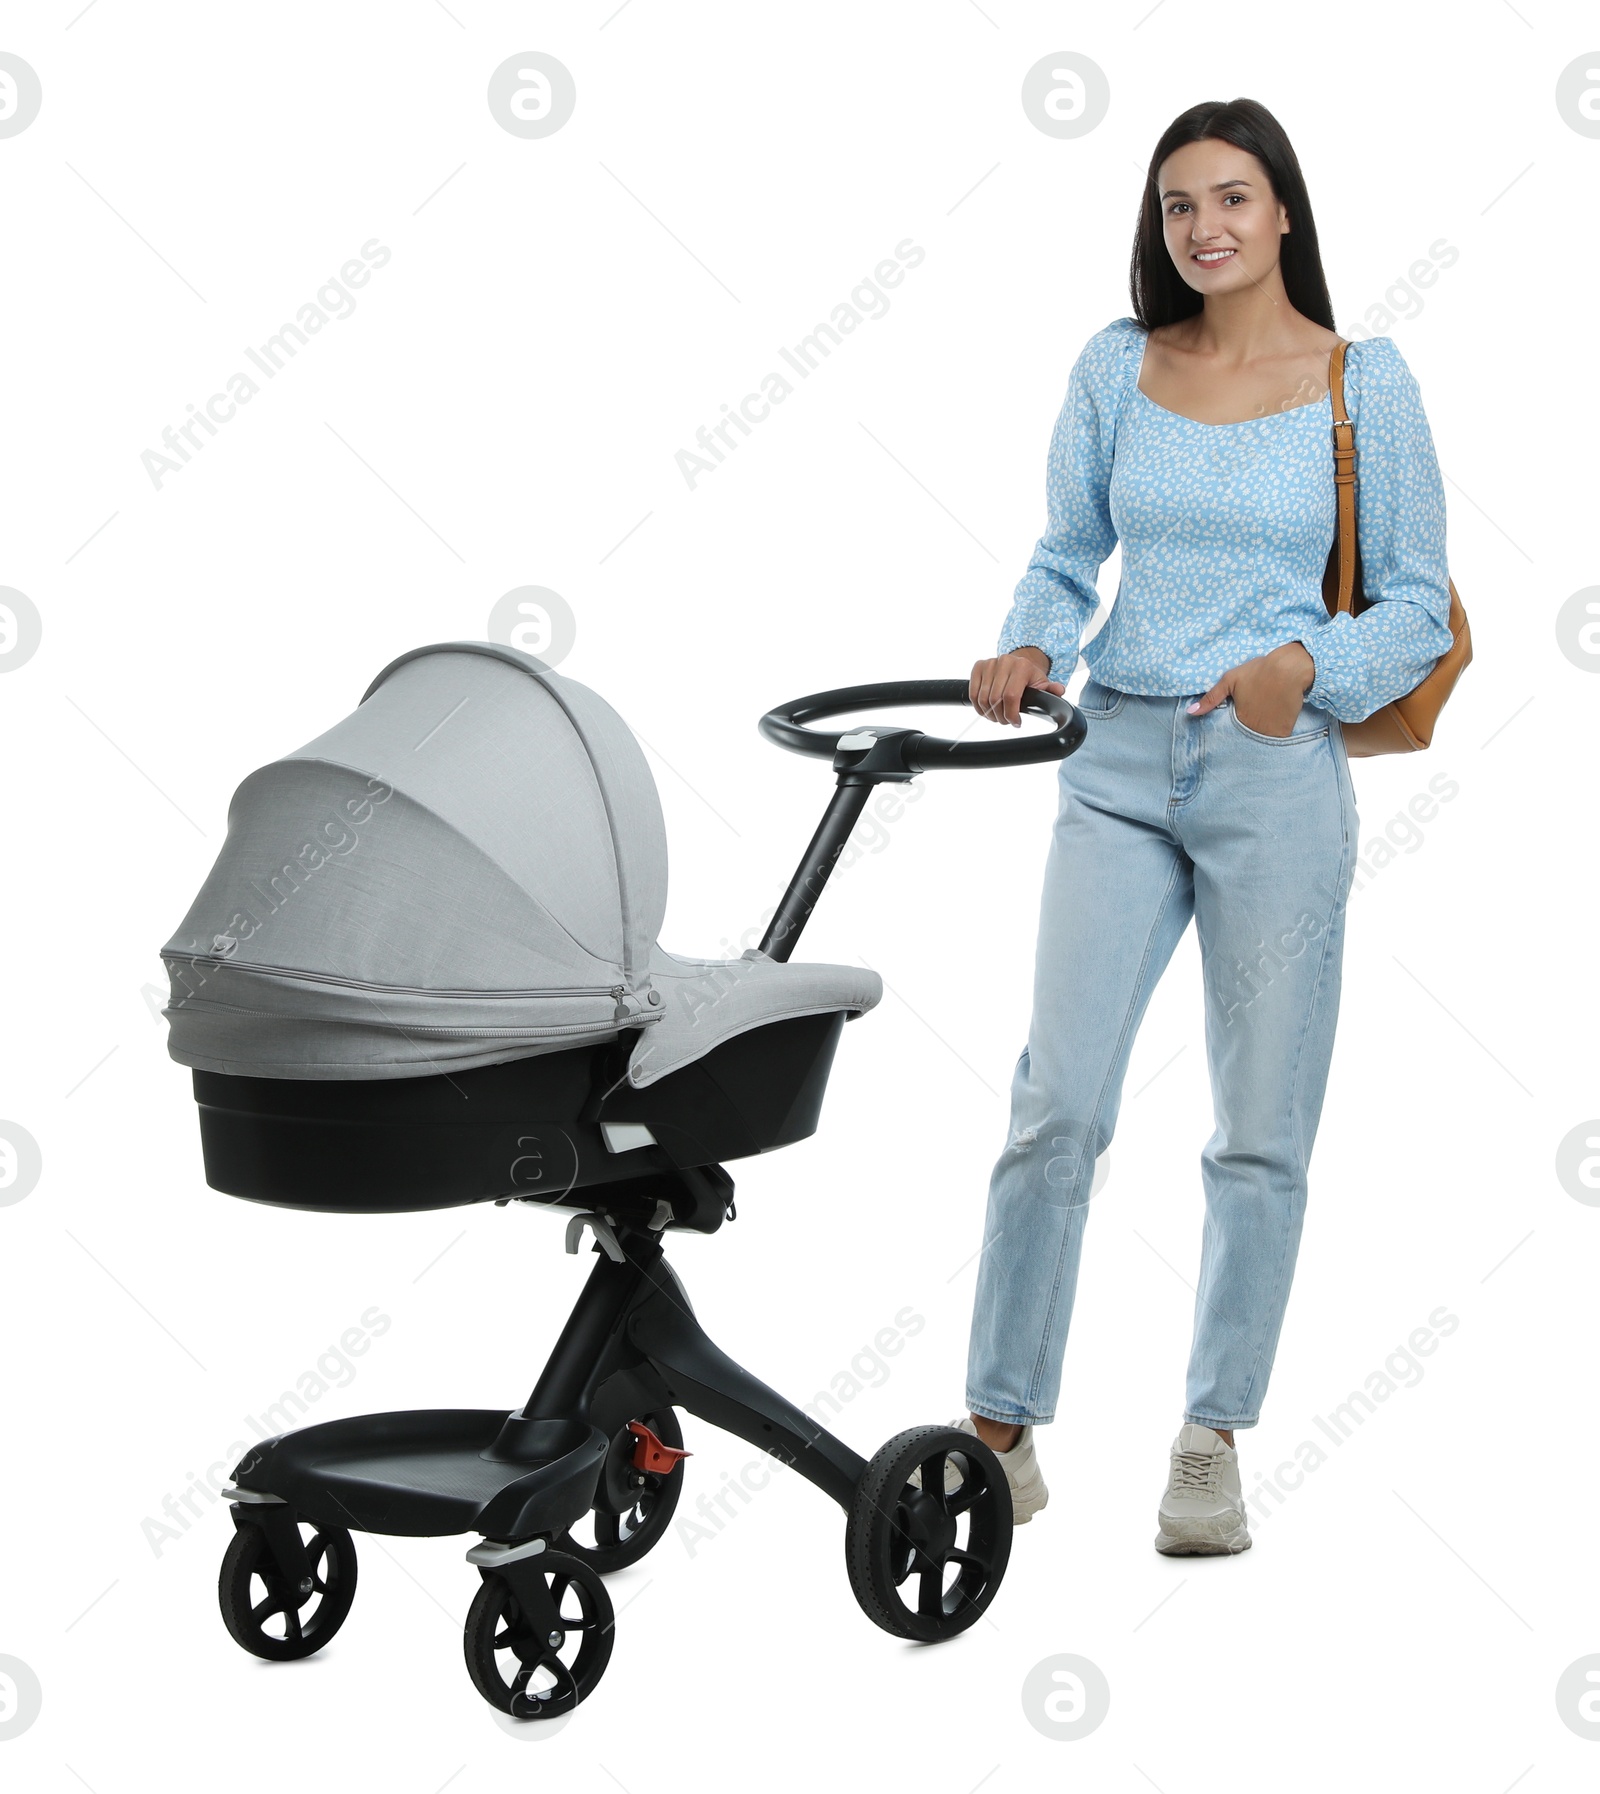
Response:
[970,647,1066,728]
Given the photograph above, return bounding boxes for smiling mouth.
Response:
[1193,248,1237,265]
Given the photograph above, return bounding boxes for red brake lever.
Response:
[627,1420,692,1475]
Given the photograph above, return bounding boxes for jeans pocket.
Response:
[1076,678,1125,719]
[1226,699,1329,744]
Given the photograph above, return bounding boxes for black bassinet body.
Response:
[163,644,881,1223]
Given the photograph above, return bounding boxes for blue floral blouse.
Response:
[997,316,1455,723]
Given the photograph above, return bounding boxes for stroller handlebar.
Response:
[753,679,1087,963]
[757,678,1086,776]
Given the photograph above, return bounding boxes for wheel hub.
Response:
[596,1422,652,1514]
[900,1487,958,1562]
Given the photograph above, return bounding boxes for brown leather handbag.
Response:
[1319,338,1472,756]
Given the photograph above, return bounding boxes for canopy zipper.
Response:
[164,953,631,1003]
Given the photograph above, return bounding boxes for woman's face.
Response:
[1155,138,1288,297]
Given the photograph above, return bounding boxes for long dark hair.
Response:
[1130,98,1335,332]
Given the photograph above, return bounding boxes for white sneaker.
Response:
[1155,1423,1251,1556]
[909,1417,1049,1524]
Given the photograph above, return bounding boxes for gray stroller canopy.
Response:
[162,643,880,1086]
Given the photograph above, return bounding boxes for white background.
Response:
[1,2,1594,1788]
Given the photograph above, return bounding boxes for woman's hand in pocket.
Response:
[1187,642,1315,737]
[970,648,1066,727]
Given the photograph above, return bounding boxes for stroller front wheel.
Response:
[846,1426,1013,1642]
[463,1550,615,1719]
[218,1517,358,1661]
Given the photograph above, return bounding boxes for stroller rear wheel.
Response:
[556,1407,686,1572]
[218,1518,358,1661]
[464,1550,615,1719]
[846,1426,1012,1641]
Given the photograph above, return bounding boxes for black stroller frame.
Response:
[204,677,1083,1720]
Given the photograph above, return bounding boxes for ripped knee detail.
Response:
[1006,1119,1108,1195]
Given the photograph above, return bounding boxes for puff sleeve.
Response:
[996,321,1133,679]
[1296,335,1455,723]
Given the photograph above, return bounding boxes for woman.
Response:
[955,99,1454,1554]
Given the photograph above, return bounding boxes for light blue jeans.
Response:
[965,677,1359,1431]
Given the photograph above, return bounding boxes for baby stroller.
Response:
[162,641,1081,1720]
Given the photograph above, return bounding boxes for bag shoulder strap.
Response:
[1328,338,1358,617]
